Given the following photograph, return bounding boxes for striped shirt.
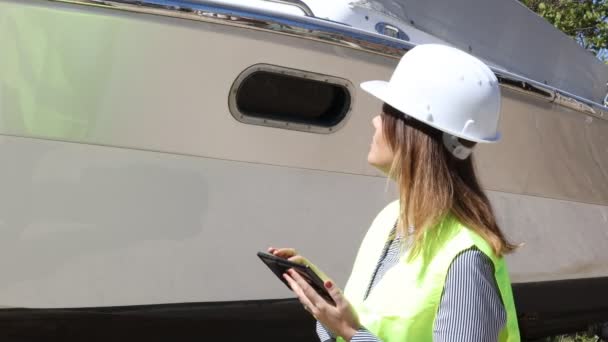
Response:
[316,225,506,342]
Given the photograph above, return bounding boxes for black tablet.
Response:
[257,251,335,305]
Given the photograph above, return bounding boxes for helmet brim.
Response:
[360,80,501,144]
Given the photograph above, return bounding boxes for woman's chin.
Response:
[367,153,377,166]
[368,157,391,175]
[367,157,382,170]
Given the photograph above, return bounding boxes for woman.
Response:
[268,44,521,342]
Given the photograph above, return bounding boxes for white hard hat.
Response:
[361,44,501,144]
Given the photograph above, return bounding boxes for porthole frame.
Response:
[228,64,354,134]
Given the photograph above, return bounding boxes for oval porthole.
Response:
[228,64,353,133]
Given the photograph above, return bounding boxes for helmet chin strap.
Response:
[442,133,473,160]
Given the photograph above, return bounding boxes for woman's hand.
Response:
[283,268,361,341]
[267,247,297,259]
[267,247,331,283]
[267,247,360,339]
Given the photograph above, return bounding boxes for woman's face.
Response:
[368,114,394,173]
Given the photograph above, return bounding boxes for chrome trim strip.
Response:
[228,64,354,134]
[48,0,412,57]
[496,69,607,121]
[262,0,314,17]
[41,0,608,121]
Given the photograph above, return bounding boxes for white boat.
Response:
[0,0,606,340]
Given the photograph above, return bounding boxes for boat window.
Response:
[229,64,352,133]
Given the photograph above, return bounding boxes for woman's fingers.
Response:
[288,255,306,264]
[283,272,317,314]
[288,269,326,307]
[324,280,344,308]
[277,248,297,258]
[287,255,314,268]
[268,247,297,259]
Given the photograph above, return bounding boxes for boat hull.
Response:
[0,0,606,338]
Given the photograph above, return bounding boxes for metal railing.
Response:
[262,0,314,16]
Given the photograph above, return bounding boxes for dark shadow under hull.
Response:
[1,277,607,341]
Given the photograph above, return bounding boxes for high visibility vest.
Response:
[337,201,520,341]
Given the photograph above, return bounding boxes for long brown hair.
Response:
[381,103,516,258]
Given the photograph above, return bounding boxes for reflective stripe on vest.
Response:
[337,200,520,342]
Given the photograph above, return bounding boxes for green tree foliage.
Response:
[520,0,608,61]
